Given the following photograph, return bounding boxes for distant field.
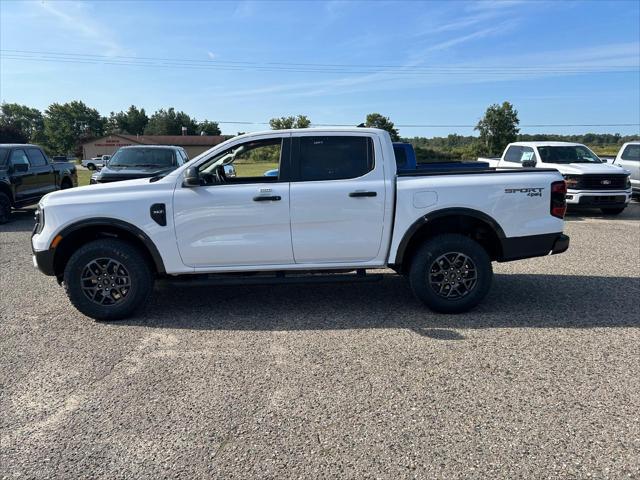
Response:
[77,169,92,186]
[234,162,278,177]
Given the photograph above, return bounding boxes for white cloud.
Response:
[207,51,217,60]
[38,1,123,56]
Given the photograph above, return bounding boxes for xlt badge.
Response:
[150,203,167,226]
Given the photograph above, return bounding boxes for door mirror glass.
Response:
[13,162,29,173]
[183,166,201,187]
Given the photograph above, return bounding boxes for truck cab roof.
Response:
[508,141,587,148]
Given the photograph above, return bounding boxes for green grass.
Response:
[77,169,92,186]
[234,162,278,177]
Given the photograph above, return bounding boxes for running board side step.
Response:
[160,269,382,287]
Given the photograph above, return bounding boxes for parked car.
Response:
[0,144,77,224]
[82,155,111,171]
[481,141,632,215]
[89,146,188,184]
[612,141,639,197]
[32,128,570,320]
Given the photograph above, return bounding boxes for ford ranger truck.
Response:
[31,128,569,321]
[0,144,77,224]
[481,141,632,215]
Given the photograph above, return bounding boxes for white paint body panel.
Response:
[33,128,566,276]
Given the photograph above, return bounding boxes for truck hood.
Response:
[39,177,160,208]
[94,164,176,182]
[545,162,629,175]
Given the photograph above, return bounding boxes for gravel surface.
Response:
[1,204,639,479]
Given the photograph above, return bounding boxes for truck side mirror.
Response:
[13,162,29,173]
[182,167,201,187]
[522,159,537,168]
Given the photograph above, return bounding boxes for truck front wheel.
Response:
[63,239,154,321]
[409,234,493,314]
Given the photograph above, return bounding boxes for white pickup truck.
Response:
[481,141,632,215]
[611,141,639,197]
[81,155,111,171]
[32,128,569,320]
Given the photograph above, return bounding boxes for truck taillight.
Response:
[551,180,567,219]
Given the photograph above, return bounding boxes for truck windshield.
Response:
[538,146,601,164]
[109,148,175,168]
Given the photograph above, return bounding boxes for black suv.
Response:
[90,145,189,184]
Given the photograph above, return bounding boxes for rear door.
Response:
[289,133,386,263]
[26,148,56,196]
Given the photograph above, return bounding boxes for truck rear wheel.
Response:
[63,239,154,321]
[0,192,10,224]
[409,234,493,314]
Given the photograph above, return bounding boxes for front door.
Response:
[289,134,386,264]
[26,148,55,197]
[8,149,32,204]
[173,136,294,268]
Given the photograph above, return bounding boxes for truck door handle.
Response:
[349,191,377,197]
[253,195,281,202]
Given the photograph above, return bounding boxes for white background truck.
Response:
[611,141,639,197]
[32,128,569,320]
[481,141,632,215]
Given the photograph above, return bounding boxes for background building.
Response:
[82,134,228,159]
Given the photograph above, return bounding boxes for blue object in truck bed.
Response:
[393,142,489,173]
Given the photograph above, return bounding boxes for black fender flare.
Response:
[394,207,506,265]
[56,217,166,274]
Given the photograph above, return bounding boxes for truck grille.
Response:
[575,175,628,190]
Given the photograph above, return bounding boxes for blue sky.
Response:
[1,0,639,137]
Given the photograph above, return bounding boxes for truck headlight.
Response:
[34,206,45,234]
[562,175,580,189]
[627,176,631,189]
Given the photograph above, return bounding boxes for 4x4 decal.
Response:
[505,187,544,197]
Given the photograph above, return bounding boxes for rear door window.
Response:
[504,146,534,163]
[621,144,640,161]
[26,148,48,167]
[296,136,374,181]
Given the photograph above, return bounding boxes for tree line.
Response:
[0,102,222,156]
[1,100,634,161]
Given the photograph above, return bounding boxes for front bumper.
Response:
[500,233,570,262]
[32,249,56,276]
[565,189,631,207]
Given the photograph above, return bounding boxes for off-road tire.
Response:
[63,239,154,321]
[0,192,11,224]
[409,234,493,314]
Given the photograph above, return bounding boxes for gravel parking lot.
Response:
[1,204,639,479]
